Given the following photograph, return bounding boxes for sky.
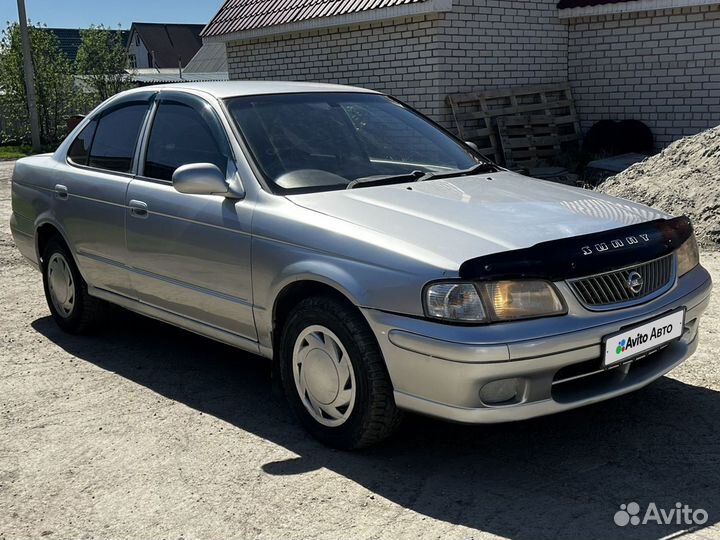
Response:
[2,0,222,29]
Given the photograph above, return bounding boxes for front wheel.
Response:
[279,296,402,449]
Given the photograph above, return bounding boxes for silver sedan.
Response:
[10,82,712,448]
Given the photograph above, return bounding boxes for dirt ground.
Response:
[1,159,719,540]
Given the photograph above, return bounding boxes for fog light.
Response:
[480,378,520,405]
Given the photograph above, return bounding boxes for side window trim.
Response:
[136,90,236,184]
[219,98,274,195]
[134,96,165,183]
[65,91,157,178]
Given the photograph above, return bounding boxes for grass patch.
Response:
[0,145,32,160]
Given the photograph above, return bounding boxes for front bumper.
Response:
[362,264,712,423]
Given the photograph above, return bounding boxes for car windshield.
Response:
[225,92,484,193]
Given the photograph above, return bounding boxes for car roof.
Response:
[122,80,380,99]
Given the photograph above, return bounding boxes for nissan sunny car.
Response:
[10,82,712,448]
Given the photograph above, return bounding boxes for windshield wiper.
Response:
[346,162,497,189]
[416,162,497,182]
[346,170,426,189]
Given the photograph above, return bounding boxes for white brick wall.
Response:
[423,0,569,123]
[225,0,567,127]
[434,0,568,123]
[226,15,445,117]
[567,4,720,147]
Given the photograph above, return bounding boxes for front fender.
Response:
[270,264,363,308]
[251,236,436,354]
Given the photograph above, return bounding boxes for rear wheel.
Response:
[279,296,402,449]
[42,236,106,334]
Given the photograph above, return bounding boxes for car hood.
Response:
[287,171,669,270]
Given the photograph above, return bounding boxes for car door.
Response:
[56,92,154,297]
[125,91,256,343]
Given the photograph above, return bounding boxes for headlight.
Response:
[424,282,486,322]
[423,280,565,323]
[676,233,699,276]
[478,280,565,321]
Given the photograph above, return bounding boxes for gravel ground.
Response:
[1,159,719,540]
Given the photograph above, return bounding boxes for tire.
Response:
[278,296,402,449]
[41,236,106,334]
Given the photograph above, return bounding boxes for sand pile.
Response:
[597,125,720,249]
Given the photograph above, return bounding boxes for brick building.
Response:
[202,0,720,147]
[563,1,720,145]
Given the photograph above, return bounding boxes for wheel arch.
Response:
[35,220,70,268]
[271,278,360,355]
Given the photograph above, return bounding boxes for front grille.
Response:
[568,254,675,310]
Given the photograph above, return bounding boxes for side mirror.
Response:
[172,163,241,198]
[465,141,479,152]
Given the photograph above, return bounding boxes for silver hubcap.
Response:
[292,325,356,427]
[47,253,75,317]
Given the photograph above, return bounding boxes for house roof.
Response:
[45,28,129,64]
[201,0,429,38]
[129,71,230,83]
[184,42,228,74]
[557,0,633,7]
[130,23,205,68]
[557,0,720,13]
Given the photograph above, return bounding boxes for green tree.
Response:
[0,21,76,145]
[76,25,131,102]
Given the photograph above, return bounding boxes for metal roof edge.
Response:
[203,0,452,43]
[558,0,720,18]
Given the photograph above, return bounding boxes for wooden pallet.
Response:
[497,114,580,169]
[446,83,581,165]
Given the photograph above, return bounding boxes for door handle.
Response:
[128,199,149,218]
[54,184,68,200]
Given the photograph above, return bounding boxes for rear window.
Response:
[86,103,149,173]
[67,120,97,166]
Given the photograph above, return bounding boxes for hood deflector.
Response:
[459,216,692,281]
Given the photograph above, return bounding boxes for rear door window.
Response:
[88,103,149,173]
